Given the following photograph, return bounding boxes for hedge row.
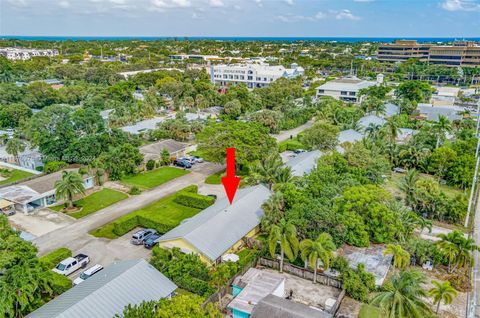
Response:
[173,192,215,209]
[40,248,72,268]
[279,139,306,153]
[174,275,214,296]
[50,272,73,294]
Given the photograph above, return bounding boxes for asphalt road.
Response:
[272,120,313,142]
[33,162,223,259]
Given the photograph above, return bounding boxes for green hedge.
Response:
[40,248,72,268]
[112,214,139,237]
[173,192,215,209]
[182,184,198,193]
[50,272,73,294]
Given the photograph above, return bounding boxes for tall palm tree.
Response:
[437,230,479,273]
[399,169,419,208]
[365,123,382,140]
[54,171,86,209]
[385,117,400,145]
[261,191,285,233]
[428,280,457,314]
[6,138,26,164]
[432,115,452,149]
[371,270,431,318]
[268,219,299,273]
[300,233,336,283]
[384,244,410,269]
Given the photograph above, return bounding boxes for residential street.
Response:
[33,163,223,261]
[272,120,313,142]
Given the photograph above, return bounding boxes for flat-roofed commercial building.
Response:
[315,75,380,103]
[377,40,480,67]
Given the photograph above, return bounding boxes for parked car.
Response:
[174,159,191,169]
[73,264,104,285]
[293,149,306,154]
[53,254,90,276]
[192,156,204,163]
[180,156,196,165]
[131,229,157,245]
[143,234,161,249]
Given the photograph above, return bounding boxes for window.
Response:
[341,91,348,96]
[318,89,324,94]
[247,76,253,80]
[349,92,356,96]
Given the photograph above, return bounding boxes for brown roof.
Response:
[20,169,78,194]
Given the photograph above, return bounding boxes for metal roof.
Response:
[384,102,400,117]
[251,294,333,318]
[316,77,376,92]
[159,185,270,262]
[285,150,322,177]
[120,117,165,134]
[26,259,177,318]
[417,104,463,121]
[338,129,364,144]
[357,114,386,130]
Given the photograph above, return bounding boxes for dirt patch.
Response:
[103,181,130,193]
[336,296,362,318]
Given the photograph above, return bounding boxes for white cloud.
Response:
[335,9,360,20]
[441,0,480,11]
[58,0,70,8]
[284,0,294,5]
[209,0,224,7]
[151,0,191,11]
[254,0,263,7]
[7,0,28,7]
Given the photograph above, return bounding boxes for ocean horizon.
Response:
[1,36,480,43]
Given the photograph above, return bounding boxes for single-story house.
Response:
[185,112,209,122]
[285,150,322,177]
[26,259,177,318]
[120,117,166,135]
[229,268,285,318]
[416,104,463,122]
[251,294,333,318]
[139,139,194,162]
[158,185,271,264]
[357,114,386,131]
[397,128,417,143]
[336,129,364,153]
[0,169,94,214]
[384,102,400,117]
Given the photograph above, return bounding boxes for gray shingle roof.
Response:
[251,294,333,318]
[159,185,270,262]
[285,150,322,177]
[26,259,177,318]
[384,102,400,117]
[357,115,386,130]
[417,104,463,121]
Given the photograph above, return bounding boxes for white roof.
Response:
[285,150,322,177]
[120,117,165,134]
[357,115,386,130]
[317,76,376,92]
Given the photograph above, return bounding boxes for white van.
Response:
[73,264,104,285]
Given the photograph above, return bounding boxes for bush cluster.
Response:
[173,192,215,209]
[39,247,72,268]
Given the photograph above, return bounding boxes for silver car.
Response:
[131,229,157,245]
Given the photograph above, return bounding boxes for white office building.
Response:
[210,63,304,88]
[316,74,383,103]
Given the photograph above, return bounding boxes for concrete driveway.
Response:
[33,162,223,265]
[8,208,75,237]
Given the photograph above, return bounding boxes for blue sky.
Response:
[1,0,479,37]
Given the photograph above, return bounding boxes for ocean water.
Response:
[1,36,479,43]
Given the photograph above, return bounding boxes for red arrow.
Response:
[221,148,240,204]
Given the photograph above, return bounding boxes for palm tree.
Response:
[300,233,336,283]
[384,244,410,269]
[399,169,419,208]
[365,123,382,140]
[248,154,291,189]
[261,191,285,233]
[371,270,431,318]
[268,219,299,273]
[385,117,400,145]
[6,138,26,164]
[437,230,479,273]
[54,171,86,210]
[428,280,457,314]
[432,115,452,149]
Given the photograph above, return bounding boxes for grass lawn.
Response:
[359,304,381,318]
[90,188,202,239]
[51,188,128,219]
[121,167,189,190]
[0,169,34,185]
[205,169,225,185]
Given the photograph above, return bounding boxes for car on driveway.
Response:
[53,254,90,276]
[174,159,191,169]
[192,156,204,163]
[131,229,157,245]
[143,234,161,249]
[74,264,104,285]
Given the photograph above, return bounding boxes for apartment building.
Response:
[210,63,304,88]
[316,74,382,103]
[0,47,59,60]
[377,40,480,67]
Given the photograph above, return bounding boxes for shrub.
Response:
[50,272,72,294]
[112,214,139,236]
[39,247,72,268]
[129,186,141,195]
[181,184,198,193]
[174,192,215,209]
[146,160,155,171]
[44,161,68,174]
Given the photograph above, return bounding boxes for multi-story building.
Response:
[210,63,304,88]
[377,40,480,67]
[315,74,382,103]
[0,47,59,60]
